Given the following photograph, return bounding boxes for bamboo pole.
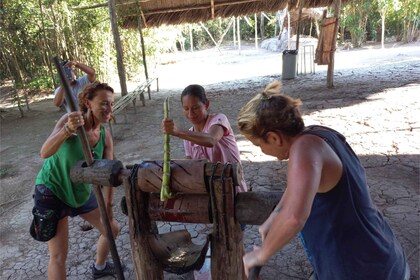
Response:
[123,176,163,280]
[199,22,222,53]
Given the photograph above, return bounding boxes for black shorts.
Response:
[33,184,98,219]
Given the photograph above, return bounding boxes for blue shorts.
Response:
[34,184,98,219]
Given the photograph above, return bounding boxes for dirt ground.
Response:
[0,41,419,279]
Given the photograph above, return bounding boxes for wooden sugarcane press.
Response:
[71,159,282,280]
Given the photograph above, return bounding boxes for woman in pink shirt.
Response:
[162,84,247,193]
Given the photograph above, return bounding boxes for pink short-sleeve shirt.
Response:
[183,113,247,192]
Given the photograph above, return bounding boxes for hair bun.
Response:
[262,81,282,97]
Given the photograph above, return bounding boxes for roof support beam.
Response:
[117,0,262,17]
[327,0,341,88]
[295,0,304,51]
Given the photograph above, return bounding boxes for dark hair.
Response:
[237,81,304,140]
[181,84,208,104]
[78,81,114,113]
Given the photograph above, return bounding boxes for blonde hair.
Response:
[237,81,304,140]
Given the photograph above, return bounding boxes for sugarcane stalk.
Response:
[161,97,173,201]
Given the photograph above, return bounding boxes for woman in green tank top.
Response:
[31,81,120,279]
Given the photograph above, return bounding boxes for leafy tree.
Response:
[342,0,374,47]
[377,0,400,48]
[396,0,419,42]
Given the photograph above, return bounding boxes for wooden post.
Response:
[108,0,128,97]
[327,0,341,88]
[209,164,244,280]
[233,17,237,48]
[136,1,151,102]
[296,0,304,51]
[260,13,265,41]
[123,176,163,280]
[287,10,291,50]
[189,24,194,52]
[254,13,258,49]
[237,17,241,54]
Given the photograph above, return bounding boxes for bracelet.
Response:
[273,206,281,213]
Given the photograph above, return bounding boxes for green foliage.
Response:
[262,13,279,38]
[341,0,418,45]
[342,0,375,46]
[0,0,417,97]
[26,76,54,90]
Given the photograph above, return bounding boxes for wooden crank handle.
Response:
[248,266,262,280]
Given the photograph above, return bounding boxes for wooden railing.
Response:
[109,77,159,137]
[112,77,159,116]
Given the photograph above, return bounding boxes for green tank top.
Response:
[36,126,106,208]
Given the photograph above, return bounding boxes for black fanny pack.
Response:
[30,205,59,242]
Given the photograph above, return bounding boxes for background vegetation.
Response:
[0,0,418,99]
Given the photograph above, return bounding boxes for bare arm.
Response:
[71,61,96,82]
[162,118,224,147]
[40,112,84,158]
[53,61,96,107]
[53,87,66,107]
[243,136,324,275]
[258,195,286,242]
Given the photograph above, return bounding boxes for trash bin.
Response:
[282,50,298,80]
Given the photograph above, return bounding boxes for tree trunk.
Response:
[381,11,386,49]
[233,17,237,48]
[237,17,241,54]
[38,0,57,88]
[108,0,128,97]
[260,13,265,40]
[189,24,194,52]
[136,2,150,102]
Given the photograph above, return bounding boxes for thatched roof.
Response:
[116,0,337,29]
